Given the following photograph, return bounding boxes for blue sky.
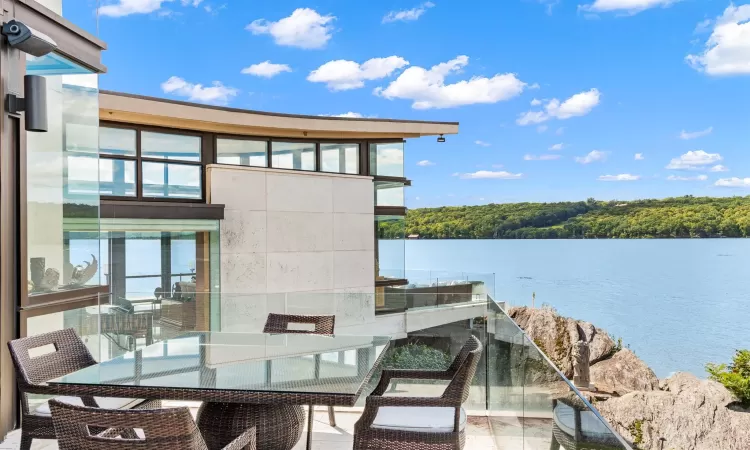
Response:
[65,0,750,207]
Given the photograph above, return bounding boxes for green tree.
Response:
[706,350,750,407]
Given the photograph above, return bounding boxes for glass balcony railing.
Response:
[30,290,631,449]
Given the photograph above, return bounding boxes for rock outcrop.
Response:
[590,348,659,395]
[596,373,750,450]
[508,306,615,378]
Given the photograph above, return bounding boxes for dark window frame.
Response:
[100,122,206,203]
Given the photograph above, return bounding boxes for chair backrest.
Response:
[49,400,208,450]
[7,328,97,389]
[263,313,335,335]
[443,335,483,404]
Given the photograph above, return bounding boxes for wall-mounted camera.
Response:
[1,20,58,57]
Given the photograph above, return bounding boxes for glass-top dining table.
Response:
[49,332,391,450]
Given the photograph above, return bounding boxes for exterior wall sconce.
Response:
[437,134,446,143]
[2,20,58,132]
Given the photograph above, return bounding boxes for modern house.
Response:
[0,2,631,450]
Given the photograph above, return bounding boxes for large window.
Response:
[369,142,404,178]
[99,126,203,200]
[375,181,406,207]
[321,143,359,174]
[216,138,267,167]
[271,141,316,171]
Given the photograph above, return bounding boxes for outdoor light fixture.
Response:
[7,75,49,132]
[437,134,446,143]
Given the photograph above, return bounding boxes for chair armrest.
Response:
[221,427,256,450]
[373,369,453,395]
[366,395,454,409]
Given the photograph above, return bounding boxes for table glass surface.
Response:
[51,332,391,396]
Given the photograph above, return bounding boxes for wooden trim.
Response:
[375,206,407,216]
[23,285,109,310]
[376,279,409,288]
[100,200,225,220]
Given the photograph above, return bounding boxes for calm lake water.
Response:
[404,239,750,378]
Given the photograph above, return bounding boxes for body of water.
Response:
[403,239,750,378]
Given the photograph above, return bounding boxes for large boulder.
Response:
[590,348,659,395]
[596,372,750,450]
[508,306,615,377]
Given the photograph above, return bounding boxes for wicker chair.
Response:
[550,397,624,450]
[353,335,483,450]
[263,313,337,446]
[49,400,256,450]
[7,329,161,450]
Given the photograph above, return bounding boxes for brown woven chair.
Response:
[353,335,483,450]
[550,397,624,450]
[7,329,161,450]
[263,313,336,447]
[49,399,256,450]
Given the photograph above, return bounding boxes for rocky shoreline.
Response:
[508,306,750,450]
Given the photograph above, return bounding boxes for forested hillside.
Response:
[387,196,750,239]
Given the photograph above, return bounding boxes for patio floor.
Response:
[0,403,500,450]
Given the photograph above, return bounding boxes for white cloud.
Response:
[634,153,645,160]
[456,170,523,180]
[100,0,173,17]
[549,143,565,151]
[181,0,202,5]
[308,57,409,91]
[531,98,542,106]
[556,127,566,135]
[517,89,601,125]
[475,140,491,147]
[575,150,607,164]
[247,8,335,49]
[241,61,292,78]
[598,174,641,181]
[667,174,709,181]
[524,154,562,161]
[710,164,729,172]
[687,4,750,75]
[679,126,713,140]
[580,0,679,15]
[383,1,435,23]
[716,177,750,187]
[375,55,529,109]
[665,150,722,170]
[416,160,436,166]
[491,164,504,169]
[160,76,238,105]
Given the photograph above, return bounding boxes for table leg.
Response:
[306,404,314,450]
[197,402,304,450]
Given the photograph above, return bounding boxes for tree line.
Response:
[379,196,750,239]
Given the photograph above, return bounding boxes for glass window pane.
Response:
[216,138,267,167]
[369,142,404,177]
[26,53,101,297]
[376,215,406,280]
[375,181,405,207]
[100,127,136,156]
[142,162,202,199]
[142,131,201,162]
[271,142,316,171]
[99,159,136,196]
[321,143,359,174]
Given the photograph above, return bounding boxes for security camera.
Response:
[1,20,57,57]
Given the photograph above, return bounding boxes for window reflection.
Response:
[99,159,136,196]
[272,142,316,171]
[375,181,405,207]
[142,162,201,199]
[26,53,101,296]
[321,143,359,174]
[142,132,201,162]
[375,215,406,280]
[100,127,136,156]
[369,142,404,177]
[217,138,267,167]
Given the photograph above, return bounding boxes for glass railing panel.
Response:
[487,300,631,450]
